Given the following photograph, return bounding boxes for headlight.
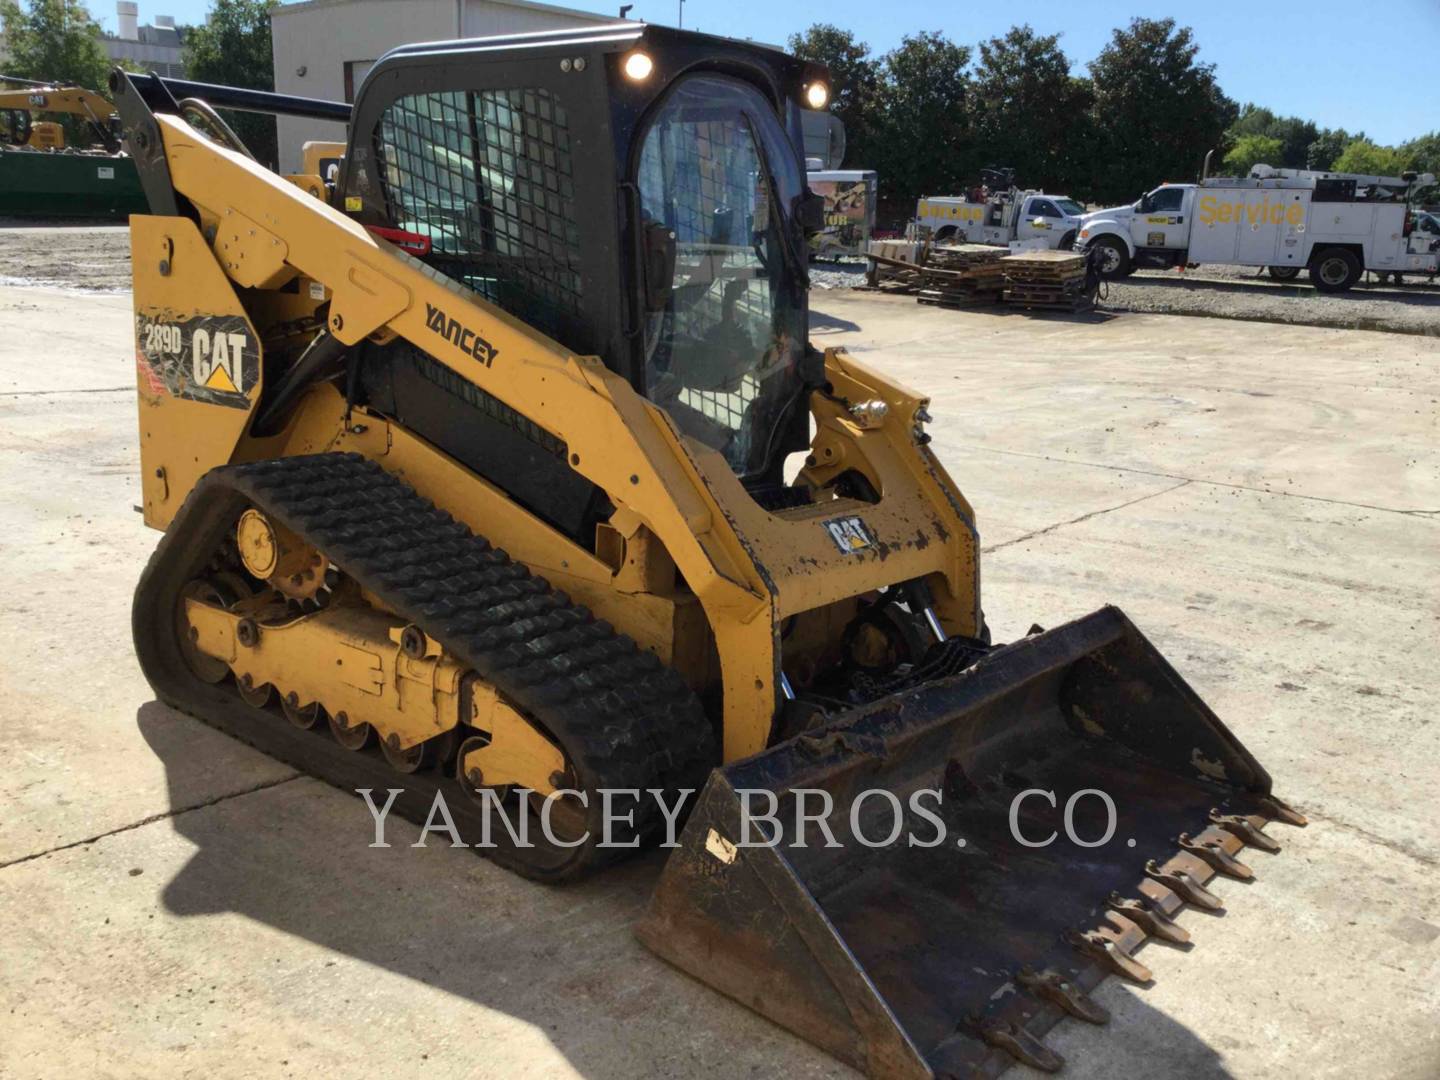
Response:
[623,52,653,81]
[804,82,829,109]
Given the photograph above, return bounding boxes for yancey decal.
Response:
[135,313,258,410]
[823,515,876,555]
[425,302,498,367]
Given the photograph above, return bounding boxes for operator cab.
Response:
[340,25,828,496]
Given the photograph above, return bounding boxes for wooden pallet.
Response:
[917,285,1003,308]
[1003,282,1095,312]
[1000,250,1087,286]
[915,248,1006,308]
[928,243,1008,273]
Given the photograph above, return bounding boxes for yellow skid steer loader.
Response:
[115,25,1302,1077]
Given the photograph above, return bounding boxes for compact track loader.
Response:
[116,25,1302,1077]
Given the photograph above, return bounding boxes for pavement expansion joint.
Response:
[0,771,301,871]
[955,442,1440,517]
[984,479,1193,554]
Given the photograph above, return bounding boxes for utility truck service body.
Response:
[1077,166,1439,291]
[916,189,1086,250]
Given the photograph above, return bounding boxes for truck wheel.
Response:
[1090,236,1131,278]
[1268,265,1300,281]
[1058,230,1077,251]
[1310,248,1361,292]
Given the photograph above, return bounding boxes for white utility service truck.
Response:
[915,183,1087,250]
[1076,166,1439,291]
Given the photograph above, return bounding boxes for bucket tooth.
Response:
[970,1015,1064,1073]
[1209,808,1281,853]
[1067,929,1153,984]
[1106,892,1191,945]
[1258,795,1309,827]
[1146,859,1224,911]
[1179,832,1254,880]
[1016,966,1110,1024]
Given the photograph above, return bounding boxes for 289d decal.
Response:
[135,313,258,409]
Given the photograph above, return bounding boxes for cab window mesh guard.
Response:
[376,88,582,344]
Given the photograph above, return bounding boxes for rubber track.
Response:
[134,452,716,881]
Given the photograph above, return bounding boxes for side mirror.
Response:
[797,189,825,236]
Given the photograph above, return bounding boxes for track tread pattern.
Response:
[146,452,716,879]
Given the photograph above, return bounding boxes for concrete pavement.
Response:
[1,283,1436,1079]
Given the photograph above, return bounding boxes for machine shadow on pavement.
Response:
[808,307,863,333]
[138,701,1237,1080]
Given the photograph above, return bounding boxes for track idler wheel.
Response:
[281,692,324,730]
[381,732,434,774]
[237,673,274,708]
[328,709,373,750]
[177,580,232,685]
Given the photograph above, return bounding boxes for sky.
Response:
[93,0,1438,146]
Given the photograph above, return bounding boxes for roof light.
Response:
[804,81,829,109]
[623,51,653,81]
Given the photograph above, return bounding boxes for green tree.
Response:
[787,23,880,168]
[0,0,110,88]
[1227,104,1316,169]
[183,0,278,166]
[971,25,1092,195]
[1306,127,1353,171]
[872,31,972,215]
[1332,138,1407,176]
[1221,133,1283,176]
[1087,18,1236,203]
[1400,132,1440,175]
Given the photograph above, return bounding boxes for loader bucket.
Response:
[637,606,1304,1078]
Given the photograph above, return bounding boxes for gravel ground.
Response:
[2,226,1434,336]
[1102,262,1440,337]
[0,220,131,291]
[809,258,871,291]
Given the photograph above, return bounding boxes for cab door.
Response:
[1133,186,1189,250]
[1017,197,1062,245]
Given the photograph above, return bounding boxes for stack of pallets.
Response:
[863,239,927,293]
[916,244,1007,307]
[1000,251,1092,311]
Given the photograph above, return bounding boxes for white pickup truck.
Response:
[1076,166,1440,291]
[916,189,1087,250]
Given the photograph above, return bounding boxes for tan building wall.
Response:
[272,0,624,172]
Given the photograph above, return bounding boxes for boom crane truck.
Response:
[111,25,1303,1079]
[1077,165,1439,291]
[916,168,1088,250]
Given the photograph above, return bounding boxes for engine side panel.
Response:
[133,215,263,529]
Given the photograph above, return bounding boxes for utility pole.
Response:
[677,0,684,28]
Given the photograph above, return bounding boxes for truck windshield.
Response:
[1053,198,1085,216]
[635,74,807,478]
